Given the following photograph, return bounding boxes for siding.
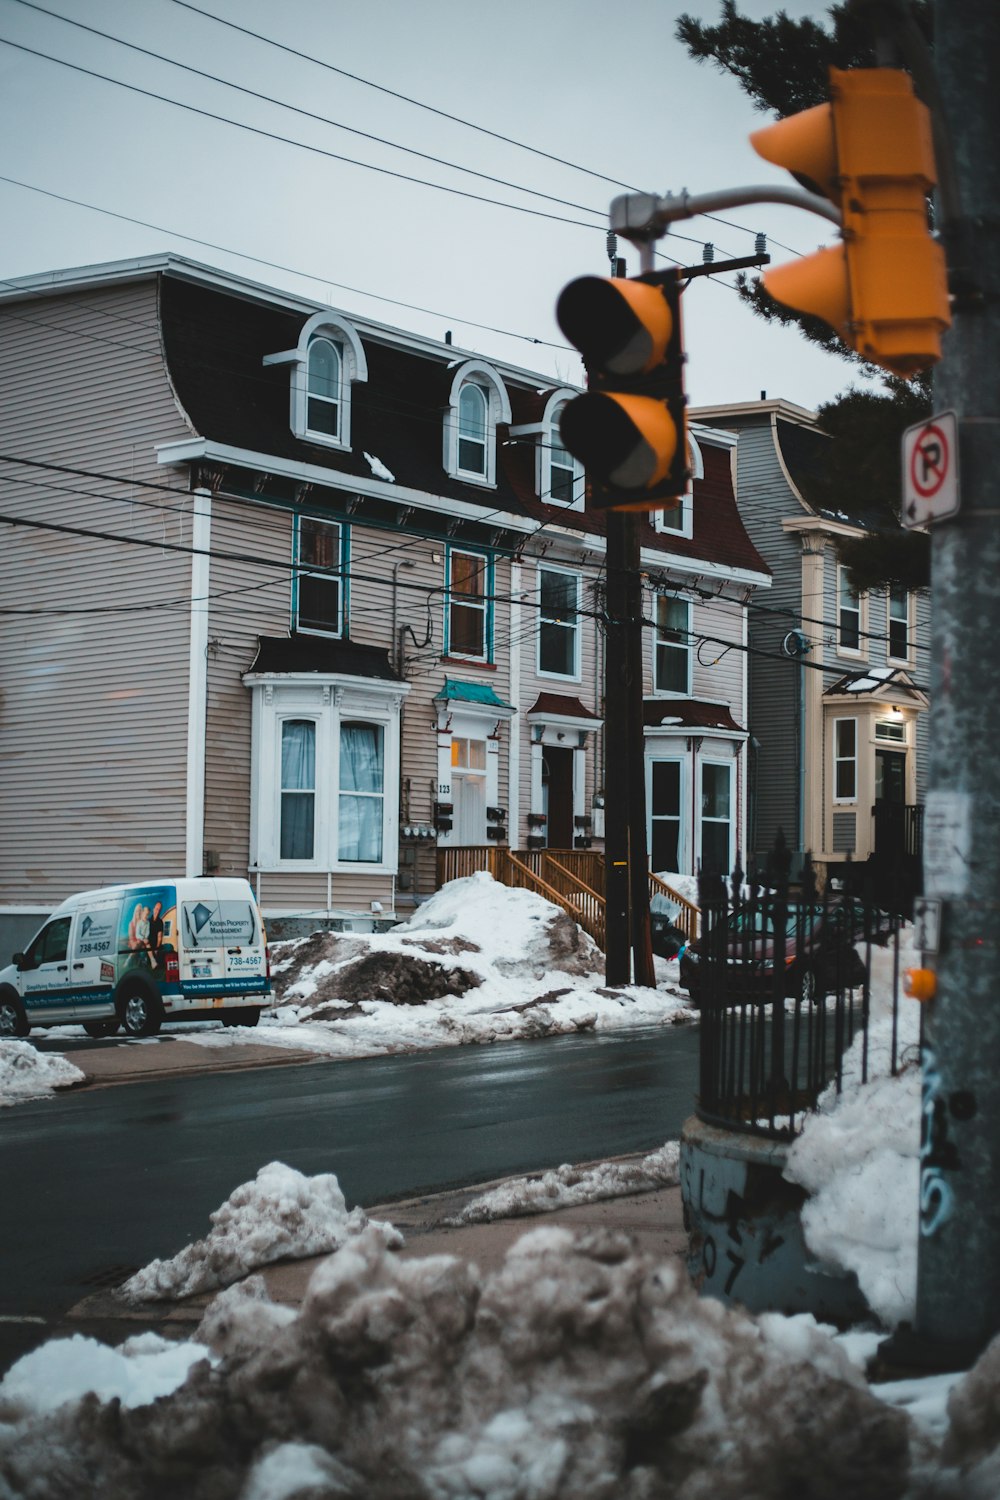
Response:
[730,424,805,858]
[0,280,196,906]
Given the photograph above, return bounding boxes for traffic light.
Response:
[750,67,951,377]
[555,270,688,512]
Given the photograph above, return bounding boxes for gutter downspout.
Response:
[185,487,211,878]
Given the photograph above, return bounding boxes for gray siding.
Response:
[0,281,196,906]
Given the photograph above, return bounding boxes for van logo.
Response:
[191,903,214,934]
[81,916,93,937]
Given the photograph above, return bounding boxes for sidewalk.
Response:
[67,1165,688,1342]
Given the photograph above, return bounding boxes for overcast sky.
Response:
[0,0,877,410]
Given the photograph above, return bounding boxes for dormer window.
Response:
[444,360,511,488]
[653,430,702,539]
[264,310,368,452]
[458,383,488,475]
[508,387,583,510]
[307,337,342,439]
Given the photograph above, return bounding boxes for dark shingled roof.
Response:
[246,635,398,679]
[526,693,601,721]
[642,699,744,733]
[159,272,768,578]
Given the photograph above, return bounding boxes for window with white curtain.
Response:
[280,719,316,860]
[339,722,384,863]
[246,675,408,872]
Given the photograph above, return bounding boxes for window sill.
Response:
[299,429,351,452]
[293,624,345,639]
[449,470,497,489]
[441,656,496,670]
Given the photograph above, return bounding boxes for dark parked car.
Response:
[679,899,880,1006]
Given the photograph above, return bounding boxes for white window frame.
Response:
[293,515,347,637]
[446,547,492,663]
[263,310,368,453]
[278,715,318,862]
[536,564,581,681]
[887,585,912,664]
[245,675,408,874]
[653,593,692,697]
[837,565,866,659]
[653,431,701,539]
[833,716,858,803]
[443,360,511,488]
[698,759,734,878]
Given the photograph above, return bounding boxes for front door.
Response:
[542,746,574,848]
[875,749,906,804]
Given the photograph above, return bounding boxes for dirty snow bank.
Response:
[784,927,923,1329]
[121,1162,401,1303]
[450,1141,681,1224]
[1,1221,920,1500]
[0,1039,83,1105]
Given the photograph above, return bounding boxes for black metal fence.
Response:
[692,837,906,1140]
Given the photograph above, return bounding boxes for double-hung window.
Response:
[306,337,342,439]
[548,407,578,505]
[280,719,316,860]
[538,567,580,678]
[834,718,858,801]
[888,586,910,661]
[295,518,344,636]
[654,594,691,695]
[447,549,491,661]
[339,722,384,863]
[458,384,488,477]
[700,762,733,876]
[838,567,863,654]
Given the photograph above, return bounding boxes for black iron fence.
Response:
[692,838,906,1140]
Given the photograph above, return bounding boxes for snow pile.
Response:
[0,1332,210,1419]
[784,926,923,1328]
[0,1039,83,1105]
[0,1219,918,1499]
[451,1142,681,1224]
[120,1161,402,1303]
[260,872,692,1057]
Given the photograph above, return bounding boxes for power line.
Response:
[0,35,603,232]
[9,0,604,220]
[167,0,644,196]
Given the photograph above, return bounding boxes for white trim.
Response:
[155,438,539,534]
[185,489,211,878]
[508,560,522,847]
[652,592,692,697]
[886,585,914,666]
[264,310,368,452]
[836,563,867,660]
[536,562,582,682]
[698,757,736,875]
[653,430,701,540]
[832,716,859,803]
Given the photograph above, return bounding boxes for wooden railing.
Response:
[436,847,699,953]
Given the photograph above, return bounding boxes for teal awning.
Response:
[435,678,515,712]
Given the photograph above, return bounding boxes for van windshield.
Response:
[181,900,258,947]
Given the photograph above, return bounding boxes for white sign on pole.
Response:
[923,789,972,898]
[901,410,960,528]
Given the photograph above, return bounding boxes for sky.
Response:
[0,0,879,410]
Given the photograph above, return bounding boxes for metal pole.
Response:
[909,0,1000,1369]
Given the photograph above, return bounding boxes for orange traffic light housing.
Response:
[751,67,951,377]
[555,270,688,512]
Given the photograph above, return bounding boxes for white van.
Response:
[0,878,272,1039]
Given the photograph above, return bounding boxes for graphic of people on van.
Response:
[121,887,176,972]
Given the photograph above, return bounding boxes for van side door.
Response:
[69,903,120,1010]
[19,916,73,1014]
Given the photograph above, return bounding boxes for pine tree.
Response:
[677,1,934,589]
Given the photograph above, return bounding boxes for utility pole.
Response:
[906,0,1000,1369]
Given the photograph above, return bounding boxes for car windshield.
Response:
[728,904,823,938]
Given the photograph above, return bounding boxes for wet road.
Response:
[1,1024,699,1323]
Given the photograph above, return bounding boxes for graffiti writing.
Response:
[920,1045,958,1238]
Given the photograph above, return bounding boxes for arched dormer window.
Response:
[508,387,583,510]
[654,430,702,538]
[444,360,511,487]
[264,311,368,452]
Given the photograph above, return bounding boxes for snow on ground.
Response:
[0,1038,83,1106]
[1,1162,998,1498]
[120,1161,402,1303]
[784,925,923,1328]
[449,1142,681,1225]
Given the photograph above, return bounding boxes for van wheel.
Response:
[0,989,30,1038]
[83,1018,120,1039]
[222,1007,260,1027]
[117,980,163,1038]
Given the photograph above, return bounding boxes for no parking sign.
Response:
[902,410,960,528]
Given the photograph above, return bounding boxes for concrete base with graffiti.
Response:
[680,1116,870,1325]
